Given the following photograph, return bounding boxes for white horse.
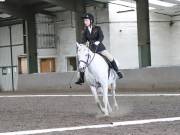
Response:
[76,42,119,116]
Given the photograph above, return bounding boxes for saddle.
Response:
[97,53,113,78]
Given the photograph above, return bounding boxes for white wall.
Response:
[170,16,180,66]
[110,22,139,69]
[150,13,172,67]
[108,3,180,69]
[109,4,139,69]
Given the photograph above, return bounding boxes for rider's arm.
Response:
[98,26,104,43]
[94,26,104,46]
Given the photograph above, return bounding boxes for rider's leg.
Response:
[75,72,84,85]
[100,50,123,79]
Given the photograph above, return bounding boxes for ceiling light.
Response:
[110,0,155,10]
[0,13,12,18]
[117,9,135,13]
[149,7,155,10]
[110,0,136,8]
[149,0,176,7]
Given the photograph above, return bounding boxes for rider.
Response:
[75,13,123,85]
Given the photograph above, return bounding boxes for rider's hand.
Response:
[85,41,90,47]
[94,41,100,46]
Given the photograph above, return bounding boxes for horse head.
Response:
[76,42,91,72]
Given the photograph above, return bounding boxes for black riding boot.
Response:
[75,72,84,85]
[111,60,123,79]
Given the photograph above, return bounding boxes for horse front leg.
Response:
[98,87,112,114]
[90,86,104,113]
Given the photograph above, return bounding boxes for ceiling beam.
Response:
[42,0,76,11]
[0,1,55,19]
[27,2,56,12]
[0,18,23,27]
[6,0,41,7]
[25,2,56,16]
[38,10,56,16]
[0,2,31,19]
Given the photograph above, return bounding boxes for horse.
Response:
[76,42,119,116]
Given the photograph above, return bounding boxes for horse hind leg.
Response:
[97,86,112,114]
[102,85,110,116]
[112,82,119,111]
[107,99,112,113]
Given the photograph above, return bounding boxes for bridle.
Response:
[77,48,95,71]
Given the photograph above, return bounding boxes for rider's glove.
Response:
[94,41,100,46]
[85,41,90,47]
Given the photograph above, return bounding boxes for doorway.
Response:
[40,58,56,73]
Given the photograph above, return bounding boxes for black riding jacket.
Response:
[81,25,106,53]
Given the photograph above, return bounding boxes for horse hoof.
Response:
[104,113,110,117]
[104,110,109,116]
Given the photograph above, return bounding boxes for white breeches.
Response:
[99,50,114,62]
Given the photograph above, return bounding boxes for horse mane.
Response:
[78,44,93,54]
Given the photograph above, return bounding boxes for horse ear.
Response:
[76,42,80,48]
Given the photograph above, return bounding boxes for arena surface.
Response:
[0,92,180,135]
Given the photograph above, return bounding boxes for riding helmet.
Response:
[81,13,94,24]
